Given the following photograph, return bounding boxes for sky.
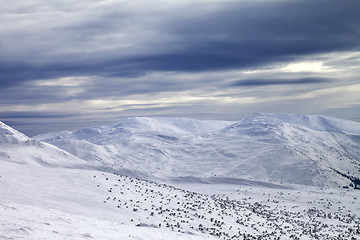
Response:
[1,0,360,136]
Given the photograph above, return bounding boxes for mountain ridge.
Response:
[31,113,360,188]
[0,121,89,167]
[0,121,30,144]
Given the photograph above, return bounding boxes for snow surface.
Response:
[0,121,29,144]
[34,113,360,188]
[0,161,216,240]
[1,114,360,239]
[1,158,359,239]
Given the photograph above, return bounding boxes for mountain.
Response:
[0,121,221,240]
[34,113,360,188]
[0,121,88,167]
[35,117,231,144]
[1,118,360,239]
[0,120,30,144]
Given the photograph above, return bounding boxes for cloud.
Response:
[0,111,77,119]
[1,0,360,89]
[131,0,360,71]
[0,0,360,135]
[230,77,331,87]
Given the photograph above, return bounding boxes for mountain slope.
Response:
[263,112,360,134]
[0,121,217,239]
[34,113,360,188]
[2,156,359,240]
[0,121,29,144]
[0,121,88,167]
[1,118,360,239]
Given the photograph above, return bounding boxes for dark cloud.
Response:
[137,0,360,72]
[0,111,77,119]
[0,112,84,136]
[230,77,331,87]
[0,83,78,105]
[1,0,359,89]
[0,0,359,134]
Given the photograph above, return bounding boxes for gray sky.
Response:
[1,0,360,136]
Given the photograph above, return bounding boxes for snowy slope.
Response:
[1,119,360,239]
[34,113,360,188]
[0,121,29,143]
[263,112,360,134]
[0,121,89,167]
[0,160,218,240]
[1,153,359,240]
[36,117,231,144]
[0,121,216,239]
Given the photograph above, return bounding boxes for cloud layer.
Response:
[0,0,359,135]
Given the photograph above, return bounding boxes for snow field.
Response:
[1,159,359,239]
[1,113,360,239]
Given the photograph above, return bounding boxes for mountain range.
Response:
[1,112,360,239]
[32,112,360,188]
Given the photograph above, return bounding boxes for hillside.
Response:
[1,119,360,239]
[0,121,89,168]
[34,113,360,188]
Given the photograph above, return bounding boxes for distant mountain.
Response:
[35,117,231,144]
[34,113,360,188]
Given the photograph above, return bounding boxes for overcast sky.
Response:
[1,0,360,136]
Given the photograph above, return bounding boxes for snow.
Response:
[36,117,231,144]
[0,121,29,144]
[1,113,360,239]
[1,159,359,239]
[0,161,214,240]
[262,112,360,134]
[34,113,360,188]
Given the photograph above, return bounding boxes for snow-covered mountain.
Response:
[0,121,88,167]
[1,117,360,239]
[0,121,30,144]
[0,121,216,239]
[34,113,360,188]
